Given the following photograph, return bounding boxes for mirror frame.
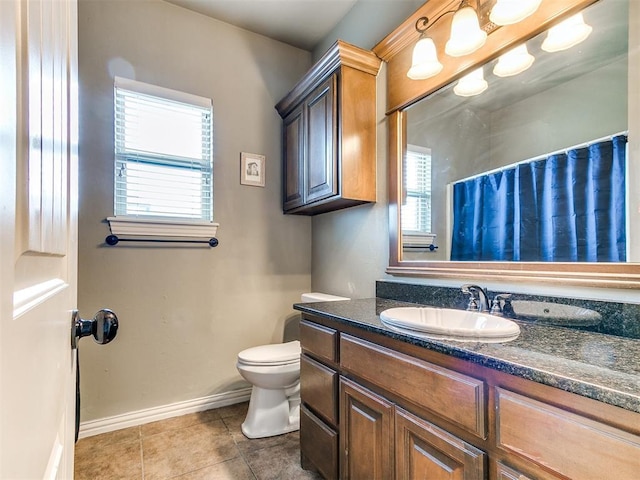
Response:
[374,0,640,289]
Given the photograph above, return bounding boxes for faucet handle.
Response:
[491,293,514,317]
[461,285,480,311]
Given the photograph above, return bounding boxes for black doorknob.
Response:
[71,309,119,349]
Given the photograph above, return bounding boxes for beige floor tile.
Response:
[244,437,321,480]
[75,425,141,457]
[74,438,142,480]
[141,409,222,437]
[216,401,249,419]
[142,420,240,480]
[75,402,314,480]
[173,457,256,480]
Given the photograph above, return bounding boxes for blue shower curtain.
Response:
[451,135,627,262]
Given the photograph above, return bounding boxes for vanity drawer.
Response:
[300,319,338,364]
[301,405,338,480]
[340,334,486,438]
[496,388,640,479]
[300,354,338,425]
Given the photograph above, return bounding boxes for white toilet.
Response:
[236,292,349,439]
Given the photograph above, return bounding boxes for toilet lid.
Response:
[237,340,301,366]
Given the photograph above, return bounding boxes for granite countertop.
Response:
[294,297,640,414]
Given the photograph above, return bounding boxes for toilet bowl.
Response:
[236,292,349,439]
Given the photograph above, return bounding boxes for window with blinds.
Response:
[402,145,432,233]
[114,77,213,221]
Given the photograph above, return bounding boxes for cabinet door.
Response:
[340,378,394,480]
[283,104,305,210]
[305,75,337,204]
[396,407,486,480]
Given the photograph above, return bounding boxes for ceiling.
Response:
[164,0,360,51]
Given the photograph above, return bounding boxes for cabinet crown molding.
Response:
[275,40,381,118]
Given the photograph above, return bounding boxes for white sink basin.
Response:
[511,300,601,326]
[380,307,520,342]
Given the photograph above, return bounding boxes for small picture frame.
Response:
[240,152,265,187]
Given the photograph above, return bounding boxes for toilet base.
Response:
[241,384,300,439]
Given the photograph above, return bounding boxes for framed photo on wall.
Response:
[240,152,265,187]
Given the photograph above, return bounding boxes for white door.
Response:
[1,0,79,478]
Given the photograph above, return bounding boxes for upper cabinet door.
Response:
[283,104,305,211]
[305,76,337,205]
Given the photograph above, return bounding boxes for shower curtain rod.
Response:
[454,130,628,184]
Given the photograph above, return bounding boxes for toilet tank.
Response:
[301,292,350,302]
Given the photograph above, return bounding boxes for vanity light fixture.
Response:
[407,17,444,80]
[541,12,593,52]
[445,1,487,57]
[490,0,542,26]
[406,0,486,80]
[453,67,488,96]
[493,44,535,77]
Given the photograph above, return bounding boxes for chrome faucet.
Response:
[461,284,490,312]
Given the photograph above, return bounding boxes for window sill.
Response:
[402,232,436,248]
[107,217,219,239]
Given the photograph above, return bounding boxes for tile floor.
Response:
[74,402,322,480]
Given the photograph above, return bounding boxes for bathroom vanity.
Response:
[296,297,640,479]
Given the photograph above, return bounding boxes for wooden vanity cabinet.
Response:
[299,314,640,480]
[276,40,381,215]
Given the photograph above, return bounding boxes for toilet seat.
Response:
[237,340,300,367]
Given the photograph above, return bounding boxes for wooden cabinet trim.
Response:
[340,333,487,439]
[282,105,305,210]
[496,387,640,479]
[275,40,380,118]
[495,461,534,480]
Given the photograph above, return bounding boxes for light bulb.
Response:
[493,44,535,77]
[490,0,542,26]
[407,37,444,80]
[541,12,593,53]
[445,6,487,57]
[454,68,488,97]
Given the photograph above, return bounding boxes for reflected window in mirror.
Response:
[402,145,435,254]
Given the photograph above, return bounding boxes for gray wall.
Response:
[312,0,424,62]
[78,0,312,421]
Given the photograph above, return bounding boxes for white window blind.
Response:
[114,77,213,221]
[402,145,432,233]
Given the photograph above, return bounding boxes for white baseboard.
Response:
[78,387,252,439]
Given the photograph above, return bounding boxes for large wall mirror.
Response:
[376,0,640,288]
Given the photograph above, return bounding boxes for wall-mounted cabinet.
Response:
[276,41,381,215]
